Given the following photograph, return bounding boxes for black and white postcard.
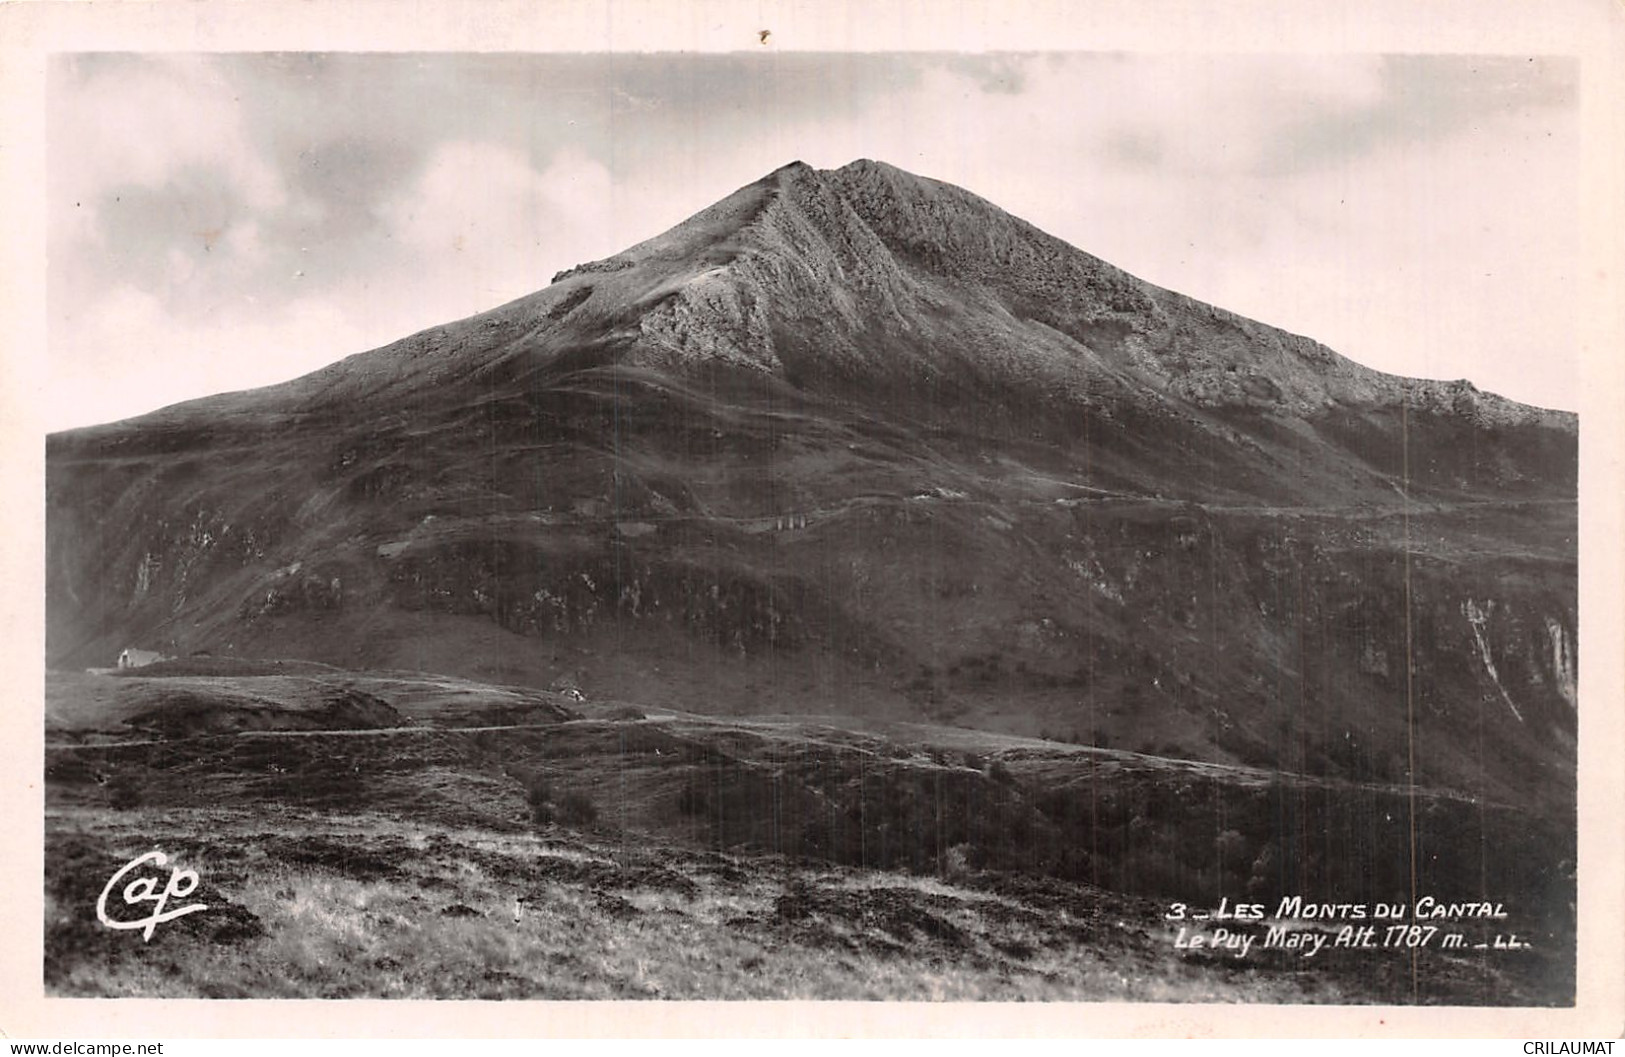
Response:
[4,0,1622,1039]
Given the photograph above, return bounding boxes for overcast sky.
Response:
[46,51,1578,430]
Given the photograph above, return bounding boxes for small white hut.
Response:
[117,647,164,670]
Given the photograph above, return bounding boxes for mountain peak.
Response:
[44,154,1578,892]
[124,157,1570,437]
[833,157,902,177]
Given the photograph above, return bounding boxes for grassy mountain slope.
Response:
[47,160,1577,811]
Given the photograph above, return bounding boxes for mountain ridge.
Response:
[47,159,1577,814]
[58,158,1573,437]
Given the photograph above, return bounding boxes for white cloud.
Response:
[49,138,630,430]
[743,55,1573,409]
[49,54,292,408]
[373,141,622,320]
[1141,64,1572,407]
[52,55,286,230]
[48,283,379,432]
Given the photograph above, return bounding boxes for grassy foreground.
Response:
[50,805,1344,1002]
[43,666,1573,1003]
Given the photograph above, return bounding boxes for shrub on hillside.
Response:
[677,780,710,817]
[556,791,599,827]
[526,774,598,830]
[104,773,144,811]
[940,843,973,879]
[526,776,555,826]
